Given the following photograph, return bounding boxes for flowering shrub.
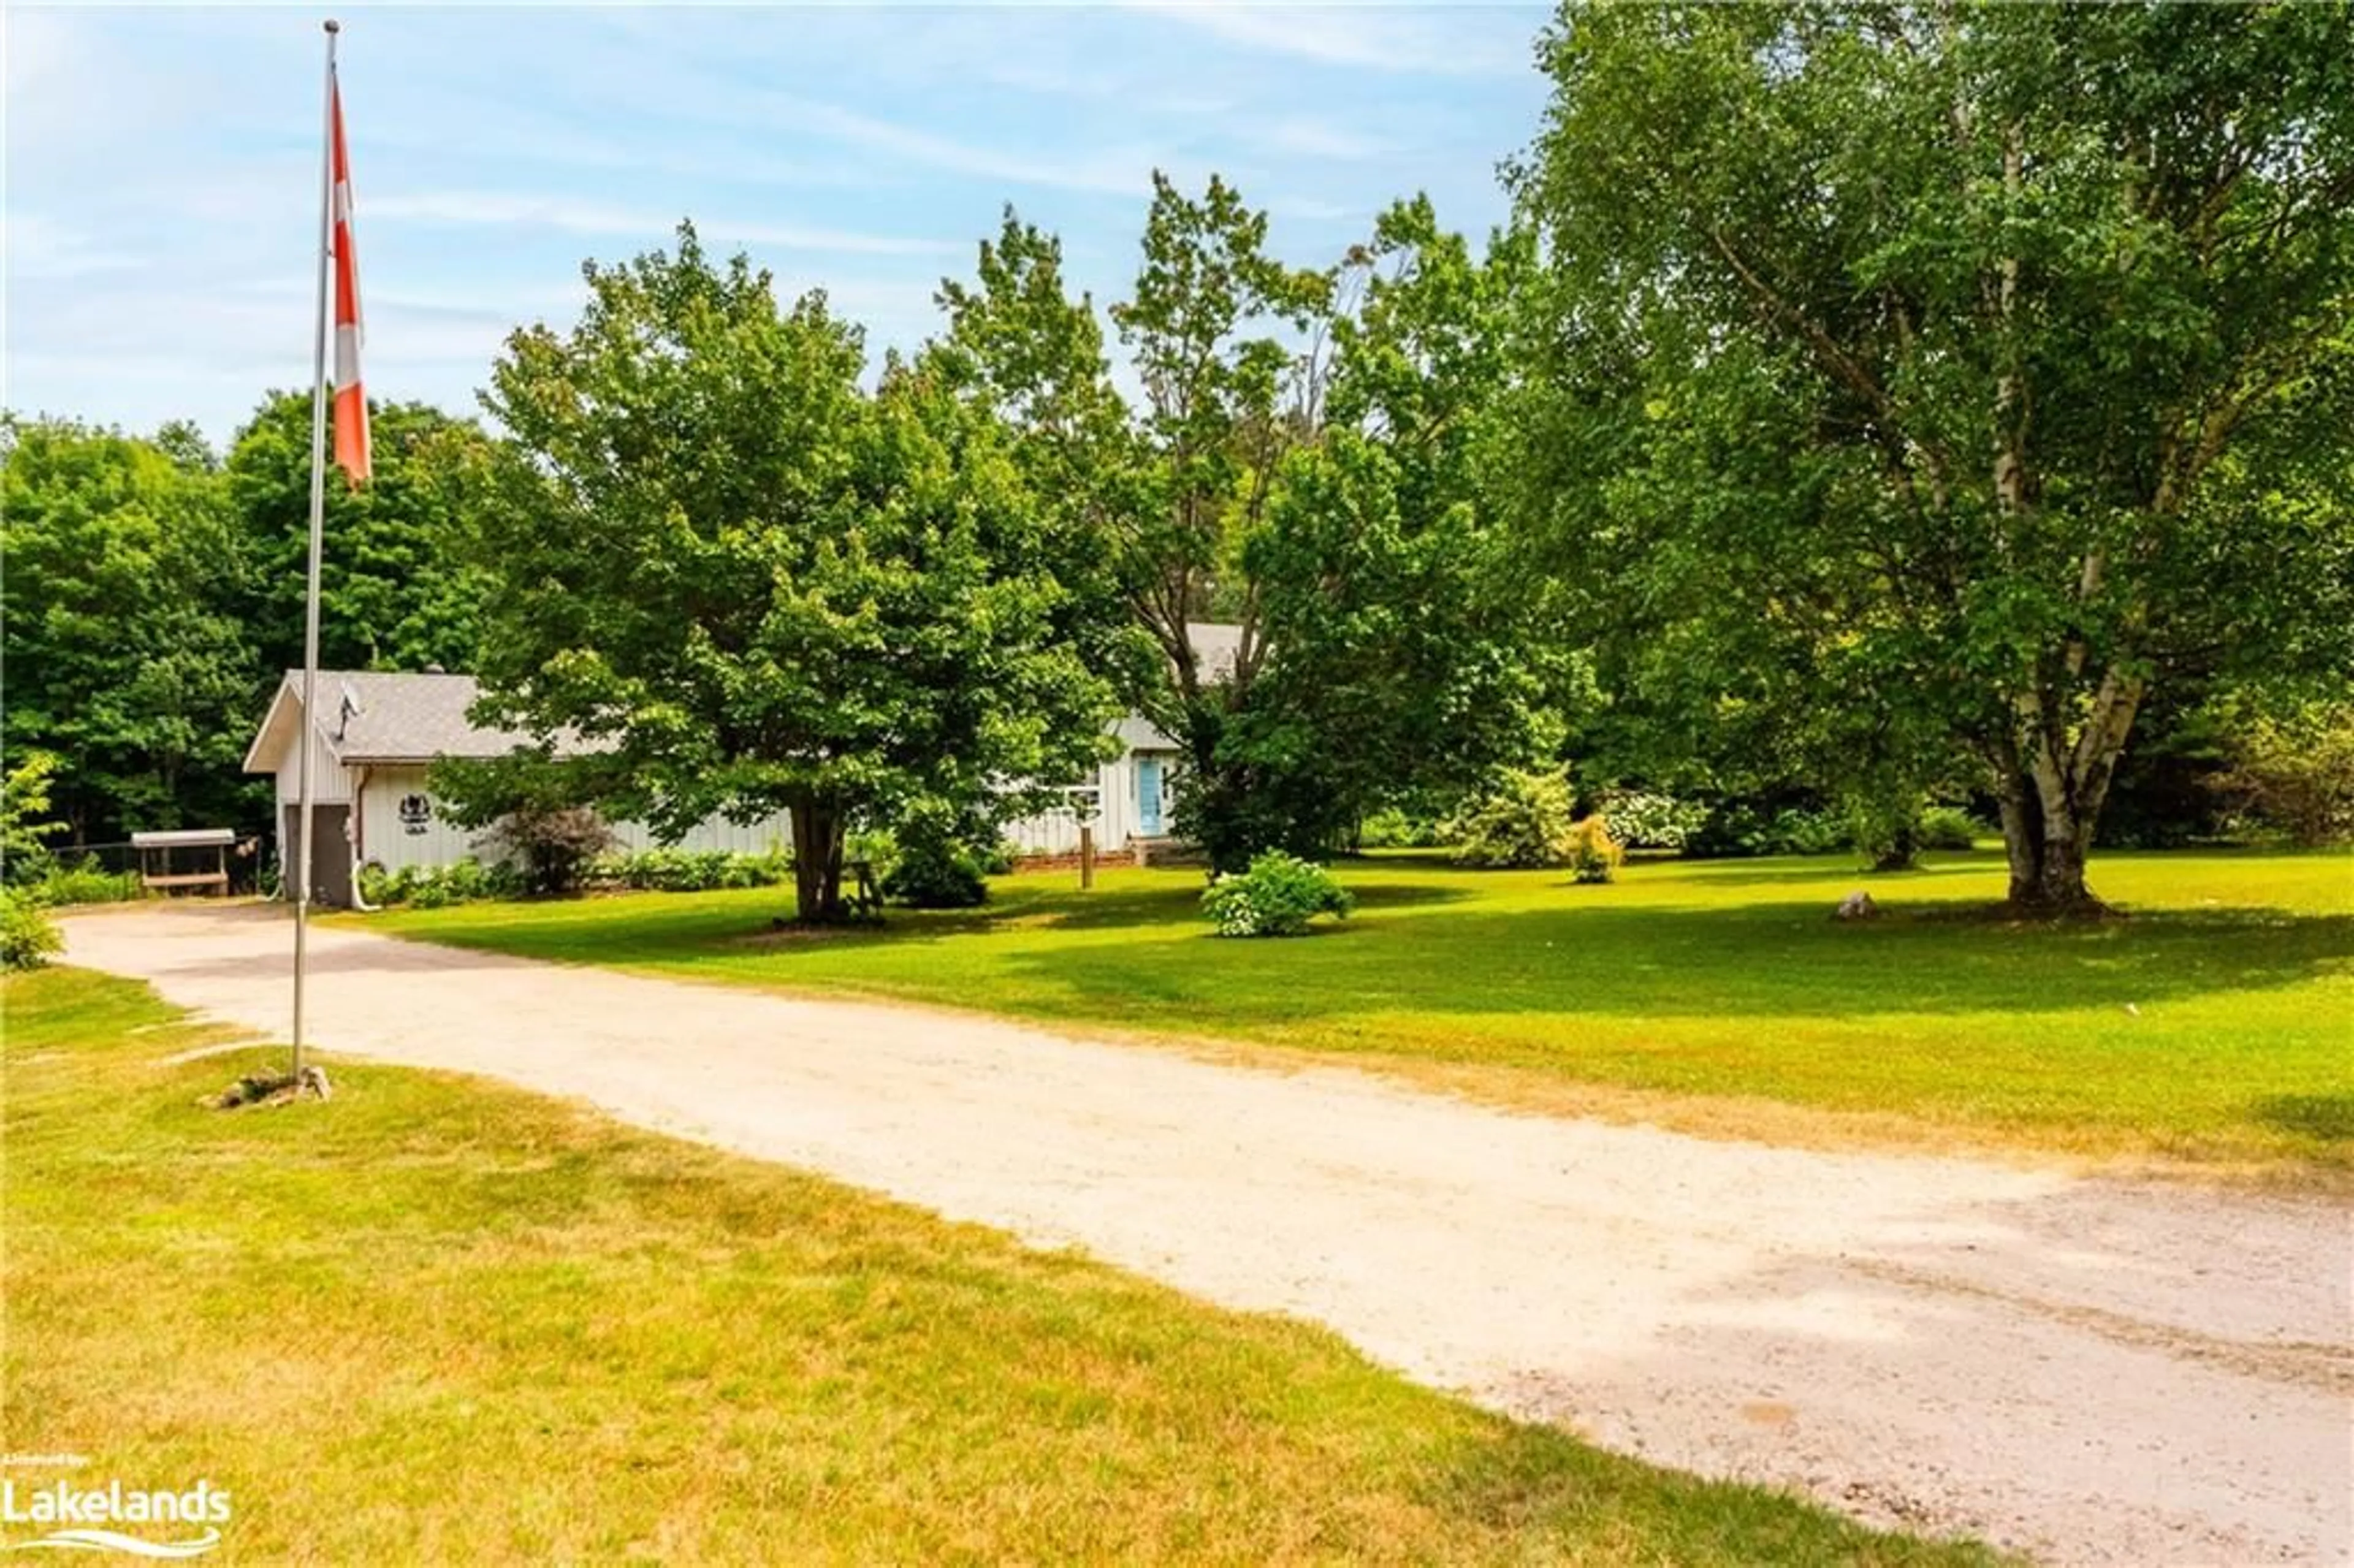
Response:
[1443,769,1577,869]
[1567,816,1623,884]
[1201,851,1354,938]
[1595,791,1707,851]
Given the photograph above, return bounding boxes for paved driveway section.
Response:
[59,905,2354,1565]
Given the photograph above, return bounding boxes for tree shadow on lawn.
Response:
[837,878,1476,944]
[978,900,2354,1023]
[2250,1094,2354,1145]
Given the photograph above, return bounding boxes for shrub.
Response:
[1566,816,1623,884]
[1201,851,1354,938]
[588,847,793,894]
[359,858,524,910]
[1,888,62,970]
[1,752,63,880]
[24,861,143,906]
[1444,769,1577,869]
[1848,797,1922,872]
[1356,807,1443,851]
[1916,806,1984,851]
[1594,791,1707,851]
[883,839,990,909]
[1688,802,1852,858]
[2210,700,2354,847]
[476,805,617,897]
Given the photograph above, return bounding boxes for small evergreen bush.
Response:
[1201,851,1354,938]
[1444,770,1577,869]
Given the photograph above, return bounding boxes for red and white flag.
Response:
[329,77,370,486]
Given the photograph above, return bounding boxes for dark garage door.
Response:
[279,804,354,908]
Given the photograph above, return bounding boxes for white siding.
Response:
[601,814,796,858]
[352,765,793,873]
[270,723,353,805]
[356,765,482,872]
[1002,758,1129,856]
[1000,742,1194,856]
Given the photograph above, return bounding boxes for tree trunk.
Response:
[1992,669,2144,917]
[787,799,848,924]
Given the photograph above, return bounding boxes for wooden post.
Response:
[1079,824,1095,891]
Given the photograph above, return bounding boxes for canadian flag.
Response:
[329,77,370,486]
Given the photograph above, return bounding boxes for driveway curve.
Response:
[59,904,2353,1565]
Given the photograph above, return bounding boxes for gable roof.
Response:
[243,631,1252,775]
[242,671,541,773]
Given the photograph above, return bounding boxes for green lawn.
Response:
[370,847,2354,1176]
[1,967,1996,1565]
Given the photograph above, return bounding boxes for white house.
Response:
[1000,622,1240,862]
[243,627,1239,902]
[242,671,794,906]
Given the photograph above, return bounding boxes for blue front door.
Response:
[1136,756,1165,836]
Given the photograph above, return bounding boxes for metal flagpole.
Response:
[292,18,340,1080]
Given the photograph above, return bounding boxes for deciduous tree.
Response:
[460,225,1118,921]
[1509,1,2354,911]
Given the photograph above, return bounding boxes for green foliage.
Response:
[1233,200,1561,863]
[1355,807,1442,851]
[1566,816,1623,885]
[881,802,997,910]
[1509,1,2354,910]
[1685,803,1851,861]
[0,888,61,970]
[1,417,261,842]
[1201,851,1354,938]
[21,861,143,907]
[1848,795,1927,873]
[359,858,521,910]
[2,752,64,877]
[473,805,617,899]
[2211,699,2354,847]
[1594,791,1707,853]
[590,848,794,894]
[221,393,491,675]
[1444,769,1577,870]
[463,224,1118,922]
[1917,808,1987,854]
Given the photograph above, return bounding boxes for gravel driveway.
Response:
[58,904,2353,1564]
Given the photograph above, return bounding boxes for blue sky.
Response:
[5,4,1553,446]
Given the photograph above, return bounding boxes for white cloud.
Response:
[1130,2,1537,77]
[363,191,964,257]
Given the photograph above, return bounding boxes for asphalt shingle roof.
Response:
[274,671,538,762]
